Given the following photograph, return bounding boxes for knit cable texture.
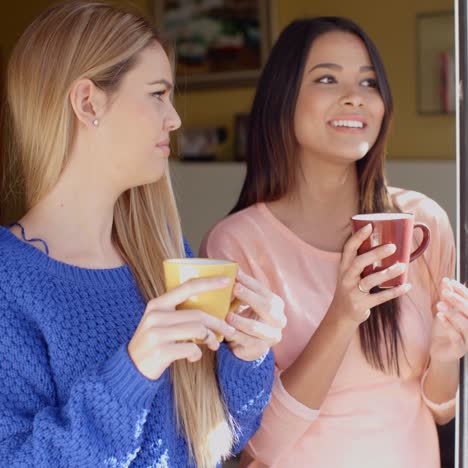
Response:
[0,227,274,467]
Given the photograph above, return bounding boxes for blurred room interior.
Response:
[0,0,457,467]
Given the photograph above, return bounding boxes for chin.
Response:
[128,169,166,189]
[333,144,371,162]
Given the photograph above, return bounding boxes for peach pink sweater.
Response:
[201,189,455,468]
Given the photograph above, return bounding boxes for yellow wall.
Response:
[0,0,454,160]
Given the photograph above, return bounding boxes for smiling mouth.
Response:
[329,119,367,129]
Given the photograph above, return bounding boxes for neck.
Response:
[288,156,360,218]
[20,149,124,268]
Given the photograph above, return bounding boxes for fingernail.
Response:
[400,283,412,292]
[436,301,449,312]
[219,277,230,285]
[364,223,373,231]
[436,312,449,325]
[384,244,396,253]
[443,289,454,298]
[394,262,406,271]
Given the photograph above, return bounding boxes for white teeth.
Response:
[331,120,364,128]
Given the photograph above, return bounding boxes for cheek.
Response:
[114,97,162,139]
[294,93,325,137]
[372,97,385,128]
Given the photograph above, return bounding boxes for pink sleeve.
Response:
[201,225,320,465]
[421,208,457,420]
[420,367,456,421]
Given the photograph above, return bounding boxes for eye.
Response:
[361,78,378,88]
[315,75,337,84]
[151,89,167,101]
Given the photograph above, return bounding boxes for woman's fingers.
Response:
[441,289,468,317]
[233,283,286,328]
[227,312,282,344]
[348,243,397,278]
[145,309,236,339]
[235,271,287,327]
[149,276,231,311]
[437,306,468,342]
[341,223,373,269]
[450,279,468,297]
[358,262,407,292]
[366,283,412,308]
[155,323,220,351]
[237,270,271,297]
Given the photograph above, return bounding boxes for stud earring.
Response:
[92,119,99,127]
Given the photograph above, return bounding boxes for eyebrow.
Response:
[147,79,173,90]
[308,63,375,73]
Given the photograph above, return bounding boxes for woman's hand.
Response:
[430,278,468,363]
[225,270,287,362]
[128,277,236,380]
[328,223,412,325]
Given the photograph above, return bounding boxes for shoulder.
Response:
[389,187,451,230]
[200,205,269,259]
[0,227,47,306]
[203,205,264,245]
[0,229,24,280]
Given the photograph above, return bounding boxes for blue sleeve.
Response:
[0,290,164,467]
[216,343,275,454]
[183,237,194,258]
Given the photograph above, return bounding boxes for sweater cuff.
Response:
[273,371,320,421]
[100,344,164,409]
[420,368,457,412]
[217,342,274,378]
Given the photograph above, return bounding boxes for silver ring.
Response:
[358,281,370,294]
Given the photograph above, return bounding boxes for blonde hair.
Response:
[6,1,234,466]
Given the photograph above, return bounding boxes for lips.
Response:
[156,139,170,157]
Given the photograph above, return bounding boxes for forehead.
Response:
[306,31,372,68]
[126,42,173,81]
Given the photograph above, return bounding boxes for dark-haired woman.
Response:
[201,17,468,468]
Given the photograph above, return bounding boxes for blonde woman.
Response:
[0,1,286,467]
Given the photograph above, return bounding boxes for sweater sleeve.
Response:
[0,286,164,467]
[216,343,274,454]
[183,236,194,258]
[201,226,319,464]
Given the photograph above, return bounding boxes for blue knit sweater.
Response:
[0,226,274,467]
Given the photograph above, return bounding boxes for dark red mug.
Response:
[351,213,430,288]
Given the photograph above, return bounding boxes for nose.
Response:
[340,86,364,108]
[165,102,182,132]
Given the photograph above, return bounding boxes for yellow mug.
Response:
[163,258,239,342]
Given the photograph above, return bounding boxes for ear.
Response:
[69,78,107,128]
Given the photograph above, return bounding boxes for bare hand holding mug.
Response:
[351,212,430,287]
[128,276,236,380]
[328,221,420,325]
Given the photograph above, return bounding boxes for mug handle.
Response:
[409,223,431,262]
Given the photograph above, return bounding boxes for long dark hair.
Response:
[231,17,403,374]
